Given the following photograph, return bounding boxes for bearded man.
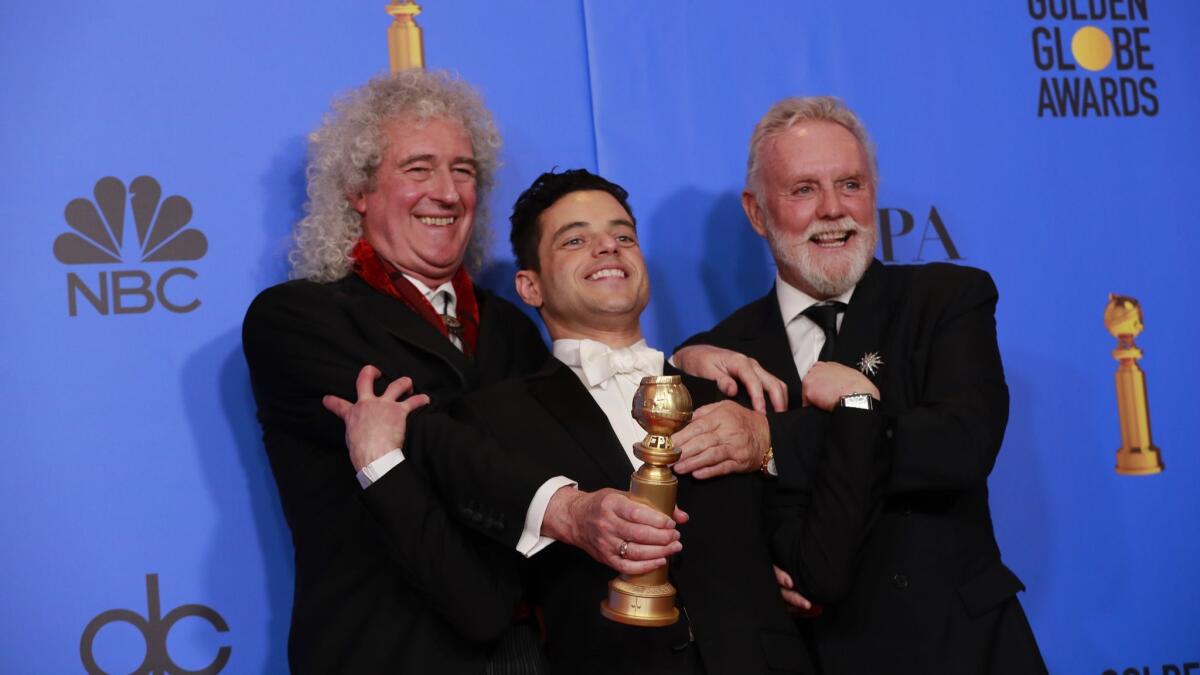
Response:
[671,96,1048,674]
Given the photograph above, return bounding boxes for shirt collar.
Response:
[774,273,856,325]
[552,338,664,390]
[553,337,657,363]
[402,273,457,314]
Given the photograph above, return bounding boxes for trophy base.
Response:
[600,578,679,627]
[1116,446,1163,475]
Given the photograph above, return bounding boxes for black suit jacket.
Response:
[684,261,1046,675]
[242,273,549,674]
[446,358,887,675]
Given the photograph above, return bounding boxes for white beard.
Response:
[764,215,877,298]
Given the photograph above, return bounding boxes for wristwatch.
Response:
[759,446,776,476]
[838,393,876,410]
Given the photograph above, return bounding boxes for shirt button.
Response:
[892,574,909,589]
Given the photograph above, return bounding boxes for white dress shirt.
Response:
[552,338,666,469]
[775,274,856,378]
[511,339,664,556]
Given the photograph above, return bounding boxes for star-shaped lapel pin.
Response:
[857,351,883,377]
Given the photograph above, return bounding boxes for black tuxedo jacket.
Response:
[242,273,548,674]
[445,358,887,675]
[683,261,1046,675]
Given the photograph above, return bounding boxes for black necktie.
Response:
[802,301,847,362]
[436,292,469,356]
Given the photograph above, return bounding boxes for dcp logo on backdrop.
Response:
[80,574,231,675]
[1028,0,1157,117]
[53,176,207,316]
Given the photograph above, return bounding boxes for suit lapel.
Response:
[734,289,804,409]
[471,290,516,381]
[833,260,891,389]
[737,267,891,400]
[528,359,633,488]
[347,276,473,388]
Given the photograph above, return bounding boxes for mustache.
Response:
[806,216,867,236]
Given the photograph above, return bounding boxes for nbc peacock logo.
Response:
[54,176,207,316]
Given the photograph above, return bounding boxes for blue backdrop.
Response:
[4,2,1197,673]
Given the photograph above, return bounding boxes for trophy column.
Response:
[386,1,425,73]
[600,375,692,627]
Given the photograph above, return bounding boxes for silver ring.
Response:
[618,540,629,559]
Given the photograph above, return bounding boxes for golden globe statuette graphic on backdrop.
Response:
[386,0,425,72]
[1105,294,1163,475]
[601,376,692,627]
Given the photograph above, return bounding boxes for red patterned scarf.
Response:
[351,239,480,356]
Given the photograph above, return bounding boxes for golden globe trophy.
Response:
[1104,294,1163,475]
[600,375,693,627]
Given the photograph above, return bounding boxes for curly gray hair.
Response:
[290,70,502,282]
[745,96,878,194]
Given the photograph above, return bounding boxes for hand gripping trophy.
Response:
[600,375,692,626]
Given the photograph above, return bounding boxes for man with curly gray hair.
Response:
[289,70,500,284]
[243,70,551,674]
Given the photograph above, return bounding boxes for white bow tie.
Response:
[575,340,664,389]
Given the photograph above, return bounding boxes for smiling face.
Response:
[514,190,649,344]
[353,117,478,287]
[744,120,877,299]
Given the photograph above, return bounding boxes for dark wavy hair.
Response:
[509,169,635,271]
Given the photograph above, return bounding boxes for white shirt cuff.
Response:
[356,448,405,489]
[516,476,577,557]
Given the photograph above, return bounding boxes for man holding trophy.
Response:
[331,169,889,673]
[245,70,793,674]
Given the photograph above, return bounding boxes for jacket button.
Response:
[885,429,894,440]
[892,574,909,589]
